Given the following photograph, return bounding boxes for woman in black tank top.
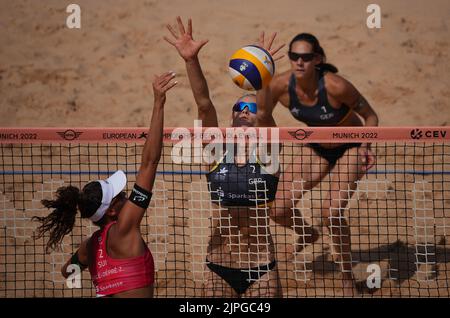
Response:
[260,33,379,296]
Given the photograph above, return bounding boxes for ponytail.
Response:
[33,186,80,252]
[316,63,339,74]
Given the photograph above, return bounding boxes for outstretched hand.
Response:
[164,16,209,61]
[257,31,285,62]
[153,71,177,104]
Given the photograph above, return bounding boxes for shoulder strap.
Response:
[317,71,330,106]
[208,150,227,173]
[288,73,301,108]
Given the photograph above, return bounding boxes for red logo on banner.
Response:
[57,130,83,141]
[288,129,314,140]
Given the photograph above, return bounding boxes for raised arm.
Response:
[255,32,285,127]
[256,85,277,127]
[164,17,218,127]
[117,72,177,236]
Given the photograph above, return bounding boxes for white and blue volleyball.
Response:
[228,45,275,91]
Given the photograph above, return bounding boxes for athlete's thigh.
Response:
[277,145,329,200]
[328,147,364,203]
[243,266,282,298]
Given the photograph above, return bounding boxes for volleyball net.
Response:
[0,126,449,297]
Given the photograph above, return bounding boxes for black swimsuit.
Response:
[206,155,279,294]
[307,142,360,166]
[206,259,277,295]
[206,156,279,207]
[288,72,360,166]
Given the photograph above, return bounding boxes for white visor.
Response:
[90,170,127,222]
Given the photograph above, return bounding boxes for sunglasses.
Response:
[232,102,257,114]
[288,52,316,62]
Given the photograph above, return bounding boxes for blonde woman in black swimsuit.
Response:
[165,17,285,297]
[260,33,379,296]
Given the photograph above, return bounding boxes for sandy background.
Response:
[1,0,450,127]
[1,0,450,298]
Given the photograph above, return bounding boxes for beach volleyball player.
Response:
[33,72,177,297]
[164,17,284,297]
[259,33,379,295]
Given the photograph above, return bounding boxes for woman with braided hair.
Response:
[33,71,177,297]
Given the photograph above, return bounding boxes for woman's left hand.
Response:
[257,31,285,61]
[359,143,376,171]
[152,71,178,104]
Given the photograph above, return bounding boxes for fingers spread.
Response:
[259,31,265,47]
[166,24,178,39]
[273,54,285,62]
[176,16,186,35]
[187,18,192,36]
[163,36,176,46]
[271,43,286,56]
[199,39,209,49]
[267,32,277,50]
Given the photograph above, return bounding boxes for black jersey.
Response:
[288,72,352,126]
[206,158,279,207]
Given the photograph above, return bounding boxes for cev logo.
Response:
[411,129,447,140]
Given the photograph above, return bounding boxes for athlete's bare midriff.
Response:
[207,206,276,268]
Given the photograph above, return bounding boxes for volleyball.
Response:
[228,45,275,91]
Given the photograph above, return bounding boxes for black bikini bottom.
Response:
[307,143,362,166]
[206,259,277,295]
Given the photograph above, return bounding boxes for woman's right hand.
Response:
[257,31,285,62]
[164,16,209,61]
[152,71,177,104]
